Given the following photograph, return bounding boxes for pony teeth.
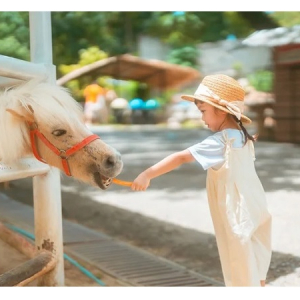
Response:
[103,177,112,188]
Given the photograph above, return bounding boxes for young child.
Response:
[131,74,272,287]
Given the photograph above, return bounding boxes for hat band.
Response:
[194,84,244,120]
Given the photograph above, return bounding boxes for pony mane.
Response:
[0,79,84,163]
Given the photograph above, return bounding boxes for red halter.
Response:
[28,122,100,176]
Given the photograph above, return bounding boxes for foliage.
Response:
[247,70,273,92]
[51,12,110,67]
[58,46,110,101]
[155,89,177,107]
[0,12,30,60]
[0,11,280,104]
[192,12,231,42]
[269,12,300,27]
[236,12,278,30]
[223,12,253,38]
[117,81,140,101]
[63,80,82,102]
[144,12,271,68]
[146,12,204,47]
[167,46,199,68]
[232,61,244,77]
[1,11,278,70]
[59,46,108,75]
[51,12,153,68]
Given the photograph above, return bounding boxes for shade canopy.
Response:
[57,54,201,90]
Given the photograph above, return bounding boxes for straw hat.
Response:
[181,74,251,124]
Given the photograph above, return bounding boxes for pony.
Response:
[0,78,123,189]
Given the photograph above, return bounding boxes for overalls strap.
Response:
[222,130,235,169]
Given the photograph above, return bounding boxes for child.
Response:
[131,74,272,287]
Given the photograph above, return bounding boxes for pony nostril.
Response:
[104,151,122,170]
[105,155,117,168]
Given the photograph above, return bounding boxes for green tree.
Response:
[236,12,278,30]
[145,12,277,45]
[0,11,280,75]
[223,12,254,38]
[59,46,108,75]
[51,11,153,68]
[144,12,278,68]
[146,12,204,46]
[167,46,199,67]
[0,12,30,60]
[193,12,229,42]
[269,12,300,27]
[247,70,273,92]
[58,46,110,100]
[146,12,204,68]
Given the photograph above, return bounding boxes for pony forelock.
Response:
[0,80,84,162]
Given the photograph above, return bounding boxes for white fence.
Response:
[0,12,64,286]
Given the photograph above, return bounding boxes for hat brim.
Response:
[181,94,252,124]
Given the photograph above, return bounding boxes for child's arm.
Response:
[131,149,195,191]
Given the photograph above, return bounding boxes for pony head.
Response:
[0,79,123,189]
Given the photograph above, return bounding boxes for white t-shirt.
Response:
[188,129,246,170]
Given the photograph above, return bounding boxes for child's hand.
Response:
[131,172,150,191]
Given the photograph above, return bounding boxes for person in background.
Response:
[83,81,105,125]
[103,88,118,123]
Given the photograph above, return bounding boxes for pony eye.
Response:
[52,129,67,137]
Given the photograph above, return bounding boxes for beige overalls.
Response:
[206,134,272,286]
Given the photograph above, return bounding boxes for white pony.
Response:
[0,78,123,189]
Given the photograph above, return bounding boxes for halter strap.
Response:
[28,122,100,176]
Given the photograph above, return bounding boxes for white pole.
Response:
[29,12,65,286]
[0,55,47,80]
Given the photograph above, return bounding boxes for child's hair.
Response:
[212,105,258,144]
[232,115,258,144]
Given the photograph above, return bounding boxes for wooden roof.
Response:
[57,54,202,90]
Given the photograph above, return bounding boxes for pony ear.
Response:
[6,104,35,123]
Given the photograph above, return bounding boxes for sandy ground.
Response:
[1,126,300,287]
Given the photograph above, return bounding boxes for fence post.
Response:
[29,12,65,286]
